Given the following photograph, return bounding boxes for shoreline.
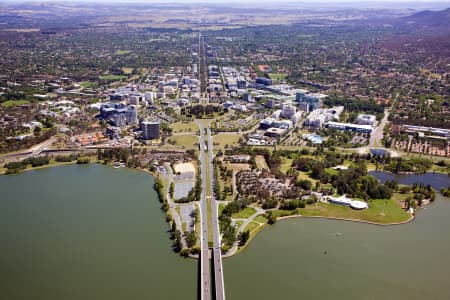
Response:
[2,162,441,261]
[277,213,415,226]
[223,222,267,258]
[369,169,450,176]
[0,160,79,175]
[223,212,415,258]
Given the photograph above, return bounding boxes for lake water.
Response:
[0,164,195,300]
[2,165,450,300]
[369,170,450,191]
[224,171,450,300]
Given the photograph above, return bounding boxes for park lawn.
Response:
[159,176,170,199]
[1,99,31,108]
[391,192,411,207]
[79,81,98,88]
[115,49,131,55]
[232,207,257,219]
[244,221,260,233]
[225,162,250,172]
[213,133,240,149]
[271,209,297,218]
[280,158,293,173]
[168,135,198,148]
[297,171,318,184]
[367,162,378,171]
[325,168,339,176]
[99,74,127,81]
[234,220,244,229]
[121,67,133,74]
[2,158,81,174]
[269,73,288,81]
[430,163,450,174]
[253,214,268,224]
[219,203,225,216]
[255,155,269,170]
[170,121,198,133]
[298,200,411,224]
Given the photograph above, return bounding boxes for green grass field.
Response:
[280,158,293,173]
[99,74,127,81]
[121,67,133,74]
[79,81,98,88]
[232,207,257,219]
[213,133,240,149]
[243,221,260,233]
[1,100,31,108]
[115,50,131,55]
[167,135,198,148]
[219,203,225,216]
[235,220,244,229]
[255,155,269,170]
[170,121,198,133]
[269,73,288,81]
[253,214,268,224]
[270,209,296,218]
[298,200,411,224]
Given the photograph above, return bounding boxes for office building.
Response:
[281,104,296,119]
[296,91,328,112]
[303,106,344,128]
[256,77,273,86]
[325,121,373,134]
[355,114,376,126]
[141,121,160,140]
[264,127,287,138]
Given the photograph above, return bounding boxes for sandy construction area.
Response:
[174,162,195,174]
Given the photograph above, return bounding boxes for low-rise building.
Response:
[260,118,275,130]
[355,114,376,126]
[265,127,287,138]
[256,77,273,86]
[303,106,344,128]
[325,121,373,134]
[226,154,251,163]
[326,195,368,210]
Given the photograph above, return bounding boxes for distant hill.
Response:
[402,8,450,27]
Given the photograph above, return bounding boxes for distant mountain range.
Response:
[402,7,450,28]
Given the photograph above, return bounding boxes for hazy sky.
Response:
[3,0,449,2]
[3,0,449,9]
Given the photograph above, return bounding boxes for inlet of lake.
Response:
[1,164,450,300]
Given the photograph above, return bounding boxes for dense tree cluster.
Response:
[324,97,385,119]
[335,165,392,200]
[441,186,450,197]
[97,148,130,163]
[5,156,50,173]
[292,155,393,200]
[219,199,249,251]
[384,157,433,173]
